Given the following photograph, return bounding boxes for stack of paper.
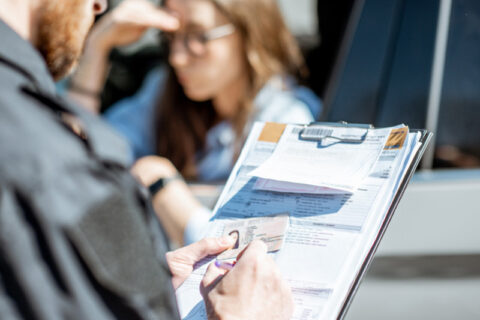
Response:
[250,124,408,193]
[175,122,429,320]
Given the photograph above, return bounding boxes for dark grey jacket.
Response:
[0,20,180,319]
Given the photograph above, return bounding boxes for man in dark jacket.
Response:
[0,0,293,319]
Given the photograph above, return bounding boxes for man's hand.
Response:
[201,240,294,320]
[166,237,236,289]
[88,0,179,53]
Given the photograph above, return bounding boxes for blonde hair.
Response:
[213,0,306,91]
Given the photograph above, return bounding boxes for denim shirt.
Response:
[104,67,322,181]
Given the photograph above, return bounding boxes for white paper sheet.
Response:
[175,122,424,320]
[249,125,395,192]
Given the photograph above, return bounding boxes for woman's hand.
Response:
[68,0,179,113]
[166,236,236,289]
[131,156,179,188]
[131,156,203,246]
[88,0,179,54]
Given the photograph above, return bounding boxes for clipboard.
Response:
[252,121,433,319]
[176,121,432,320]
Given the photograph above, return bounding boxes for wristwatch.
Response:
[148,173,183,196]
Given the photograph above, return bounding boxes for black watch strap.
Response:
[148,173,183,196]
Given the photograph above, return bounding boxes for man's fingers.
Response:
[235,239,268,262]
[200,262,226,297]
[194,237,237,258]
[181,237,236,263]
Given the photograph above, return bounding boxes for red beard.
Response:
[35,0,94,81]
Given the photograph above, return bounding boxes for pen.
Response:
[215,260,236,270]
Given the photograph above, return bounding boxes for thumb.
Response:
[184,236,236,263]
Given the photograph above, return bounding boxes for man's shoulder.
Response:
[0,75,38,151]
[0,61,41,120]
[0,58,29,87]
[0,100,51,186]
[0,84,82,186]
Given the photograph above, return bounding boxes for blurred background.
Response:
[97,0,480,318]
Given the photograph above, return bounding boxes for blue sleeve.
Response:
[103,68,167,162]
[254,91,317,124]
[253,77,322,124]
[292,86,323,120]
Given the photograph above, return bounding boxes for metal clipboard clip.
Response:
[298,121,374,144]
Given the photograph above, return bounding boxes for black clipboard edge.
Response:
[337,129,433,320]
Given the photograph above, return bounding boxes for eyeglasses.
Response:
[164,23,236,57]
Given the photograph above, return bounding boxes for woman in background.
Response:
[68,0,321,244]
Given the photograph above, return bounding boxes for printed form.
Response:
[250,125,389,192]
[176,122,424,320]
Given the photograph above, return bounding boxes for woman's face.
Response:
[166,0,247,102]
